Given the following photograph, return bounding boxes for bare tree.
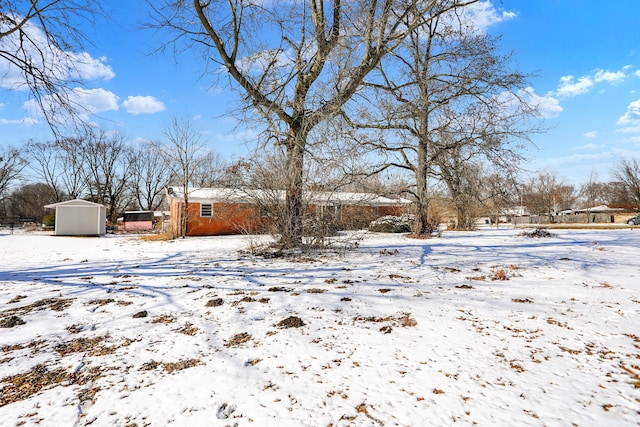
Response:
[0,1,103,133]
[0,147,27,202]
[434,147,485,229]
[25,140,66,202]
[612,158,640,210]
[523,172,575,222]
[344,2,539,234]
[160,117,208,238]
[56,136,89,199]
[128,141,171,211]
[190,150,227,188]
[6,182,58,223]
[83,129,132,222]
[151,0,452,247]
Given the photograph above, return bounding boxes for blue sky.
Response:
[1,1,639,185]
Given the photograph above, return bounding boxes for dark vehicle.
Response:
[626,215,640,225]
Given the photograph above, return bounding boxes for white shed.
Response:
[44,199,106,236]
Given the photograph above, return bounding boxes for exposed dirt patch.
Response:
[225,332,252,347]
[277,316,305,329]
[305,288,326,294]
[0,315,25,328]
[140,360,161,371]
[177,323,199,336]
[206,298,224,307]
[151,314,176,324]
[354,313,418,331]
[268,287,293,293]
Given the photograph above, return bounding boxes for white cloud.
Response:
[21,87,119,120]
[510,87,562,119]
[0,117,39,126]
[553,66,632,99]
[616,99,640,134]
[73,88,119,114]
[123,96,166,115]
[616,99,640,129]
[69,53,115,81]
[465,1,517,31]
[555,75,594,98]
[594,69,625,84]
[0,18,114,89]
[573,142,600,150]
[583,131,598,138]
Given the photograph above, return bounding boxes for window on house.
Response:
[200,203,213,217]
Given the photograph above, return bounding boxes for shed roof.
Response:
[123,211,154,222]
[44,199,105,209]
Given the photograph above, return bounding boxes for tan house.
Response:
[165,187,410,237]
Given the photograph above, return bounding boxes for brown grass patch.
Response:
[7,295,26,304]
[163,359,201,374]
[55,336,108,356]
[139,232,174,241]
[86,298,115,306]
[151,314,176,324]
[1,298,74,320]
[177,323,199,336]
[0,364,68,407]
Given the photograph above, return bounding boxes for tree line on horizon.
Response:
[2,1,640,244]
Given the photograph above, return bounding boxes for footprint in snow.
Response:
[216,402,236,419]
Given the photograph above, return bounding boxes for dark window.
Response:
[201,203,213,217]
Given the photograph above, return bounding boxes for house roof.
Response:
[166,187,411,207]
[44,199,105,209]
[573,204,624,213]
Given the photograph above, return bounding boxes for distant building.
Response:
[44,199,106,236]
[123,211,155,232]
[165,187,410,237]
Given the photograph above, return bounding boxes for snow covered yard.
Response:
[0,228,639,427]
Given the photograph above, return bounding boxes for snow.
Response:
[1,227,639,426]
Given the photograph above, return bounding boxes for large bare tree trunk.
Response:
[152,0,443,248]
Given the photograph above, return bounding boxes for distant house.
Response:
[123,211,155,232]
[165,187,410,237]
[572,205,625,223]
[44,199,106,236]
